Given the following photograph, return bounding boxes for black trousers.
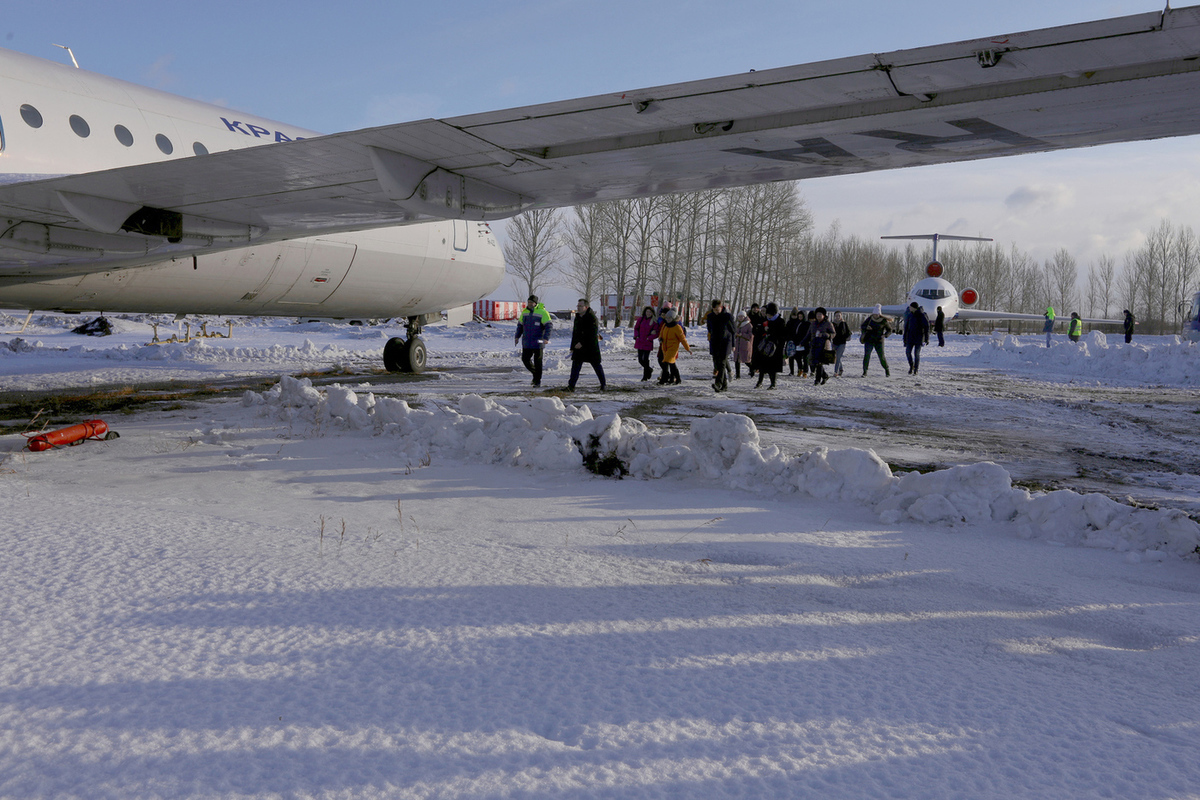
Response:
[521,347,543,385]
[637,348,654,379]
[711,353,730,390]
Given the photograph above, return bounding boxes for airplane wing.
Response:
[5,6,1200,275]
[955,309,1123,325]
[825,306,905,317]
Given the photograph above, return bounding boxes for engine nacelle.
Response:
[960,287,979,306]
[926,260,943,278]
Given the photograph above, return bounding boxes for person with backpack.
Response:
[861,304,892,377]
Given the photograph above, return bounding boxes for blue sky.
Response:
[4,1,1197,302]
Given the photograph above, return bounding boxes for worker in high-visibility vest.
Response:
[1043,307,1055,347]
[1068,312,1083,342]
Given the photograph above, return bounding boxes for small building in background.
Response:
[473,300,523,322]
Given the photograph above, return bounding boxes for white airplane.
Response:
[834,233,1122,329]
[2,6,1200,371]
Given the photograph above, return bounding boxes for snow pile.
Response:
[1,337,368,366]
[246,376,1200,557]
[965,331,1200,385]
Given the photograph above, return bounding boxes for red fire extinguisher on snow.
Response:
[25,419,118,452]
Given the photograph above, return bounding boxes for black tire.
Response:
[383,337,406,372]
[382,335,428,373]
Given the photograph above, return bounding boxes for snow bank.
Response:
[965,332,1200,385]
[0,336,366,366]
[246,377,1200,559]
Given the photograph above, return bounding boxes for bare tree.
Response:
[1171,225,1199,331]
[1118,249,1148,324]
[1045,248,1079,315]
[562,204,605,302]
[503,208,563,299]
[1143,219,1174,333]
[1095,253,1116,319]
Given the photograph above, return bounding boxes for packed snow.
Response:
[1,312,1198,798]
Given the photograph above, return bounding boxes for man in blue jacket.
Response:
[515,294,553,387]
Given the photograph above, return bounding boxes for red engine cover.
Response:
[925,261,943,278]
[960,287,979,306]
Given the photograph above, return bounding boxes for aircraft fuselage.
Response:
[0,48,505,318]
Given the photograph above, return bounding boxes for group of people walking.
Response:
[516,294,937,391]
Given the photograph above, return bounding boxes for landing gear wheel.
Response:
[382,336,427,373]
[383,337,405,372]
[405,336,427,373]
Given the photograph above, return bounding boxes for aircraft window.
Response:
[114,124,134,147]
[155,133,173,155]
[20,104,42,128]
[192,141,208,156]
[69,115,90,138]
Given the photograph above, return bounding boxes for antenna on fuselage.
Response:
[52,44,79,69]
[880,233,992,264]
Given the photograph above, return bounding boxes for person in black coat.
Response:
[753,302,786,389]
[1123,309,1136,343]
[706,299,735,392]
[802,307,836,385]
[934,306,946,347]
[903,302,930,375]
[784,307,808,376]
[567,299,606,391]
[831,311,852,377]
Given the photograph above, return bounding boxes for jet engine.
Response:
[925,261,943,278]
[960,287,979,306]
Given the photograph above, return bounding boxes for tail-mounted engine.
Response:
[960,287,979,306]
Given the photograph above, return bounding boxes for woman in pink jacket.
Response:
[633,306,660,381]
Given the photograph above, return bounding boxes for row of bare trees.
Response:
[503,185,1199,333]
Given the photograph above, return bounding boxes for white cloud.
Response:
[1003,184,1071,214]
[142,54,178,91]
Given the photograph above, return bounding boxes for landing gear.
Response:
[383,316,428,373]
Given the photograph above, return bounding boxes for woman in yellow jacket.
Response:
[657,308,691,385]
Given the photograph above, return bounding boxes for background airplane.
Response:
[831,233,1123,328]
[0,6,1198,369]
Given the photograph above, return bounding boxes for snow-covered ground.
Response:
[1,312,1198,799]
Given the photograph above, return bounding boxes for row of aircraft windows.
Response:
[18,103,209,156]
